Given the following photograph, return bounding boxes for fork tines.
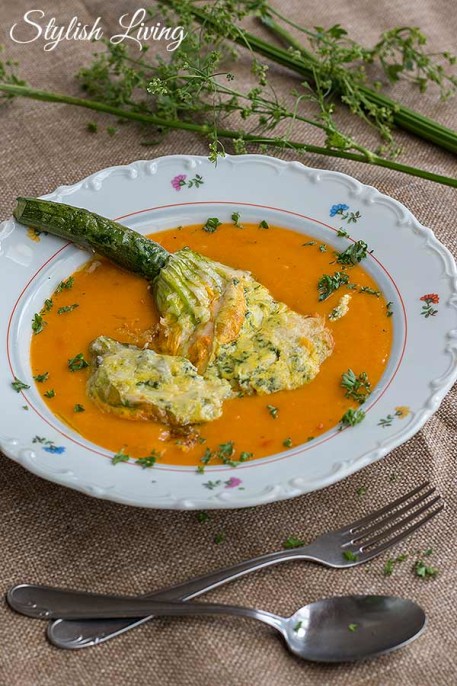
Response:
[345,482,443,560]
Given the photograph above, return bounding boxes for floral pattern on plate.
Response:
[171,174,204,190]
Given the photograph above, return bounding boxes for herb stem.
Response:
[186,3,457,155]
[256,11,457,153]
[0,83,456,187]
[262,7,317,40]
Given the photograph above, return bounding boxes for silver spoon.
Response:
[8,589,425,662]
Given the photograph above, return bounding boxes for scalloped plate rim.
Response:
[0,153,456,509]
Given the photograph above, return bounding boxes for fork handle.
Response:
[9,547,319,648]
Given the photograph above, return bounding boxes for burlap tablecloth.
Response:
[1,1,456,684]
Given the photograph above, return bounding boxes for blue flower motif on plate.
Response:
[43,445,66,454]
[330,203,349,217]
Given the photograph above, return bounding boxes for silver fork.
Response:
[7,481,442,649]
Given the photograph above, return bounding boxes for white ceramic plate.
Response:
[1,155,456,509]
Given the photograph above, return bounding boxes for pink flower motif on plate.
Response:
[171,174,187,191]
[225,477,242,489]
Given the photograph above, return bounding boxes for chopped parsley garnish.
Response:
[337,228,350,238]
[33,372,49,383]
[22,405,29,411]
[201,448,213,465]
[87,121,98,133]
[414,549,438,578]
[267,404,279,419]
[203,217,222,233]
[319,244,327,252]
[136,450,161,468]
[197,464,205,474]
[343,550,358,561]
[359,286,381,297]
[383,559,395,576]
[231,211,243,228]
[55,276,74,293]
[196,511,210,523]
[42,298,53,312]
[335,240,370,265]
[74,404,85,412]
[348,624,358,632]
[283,536,305,549]
[219,441,235,459]
[328,304,343,321]
[339,408,366,429]
[386,301,394,317]
[199,441,251,467]
[107,125,117,136]
[112,449,130,465]
[283,437,293,448]
[217,442,245,466]
[11,377,30,393]
[294,621,303,632]
[44,389,55,398]
[32,313,46,335]
[356,486,367,497]
[341,369,371,404]
[318,271,350,301]
[302,241,316,246]
[214,532,225,544]
[259,219,269,229]
[68,353,89,372]
[383,553,408,576]
[414,560,438,578]
[57,304,79,314]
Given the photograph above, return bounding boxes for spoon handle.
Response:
[10,547,315,648]
[9,586,283,630]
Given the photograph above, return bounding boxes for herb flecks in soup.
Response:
[31,223,392,466]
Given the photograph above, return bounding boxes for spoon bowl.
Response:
[285,595,426,662]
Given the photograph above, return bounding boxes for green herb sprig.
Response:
[283,536,305,549]
[57,304,79,314]
[201,441,253,467]
[267,404,279,418]
[318,272,350,301]
[55,276,74,293]
[341,369,371,404]
[68,353,89,372]
[1,6,457,189]
[137,451,160,468]
[32,313,46,335]
[414,548,438,578]
[383,553,408,576]
[231,211,243,227]
[11,377,30,392]
[335,241,370,266]
[203,217,222,233]
[112,449,130,465]
[339,407,366,429]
